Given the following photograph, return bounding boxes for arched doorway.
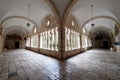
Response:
[4,34,22,49]
[92,31,112,49]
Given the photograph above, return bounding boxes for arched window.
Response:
[71,19,75,27]
[65,15,80,51]
[39,15,59,51]
[46,19,50,26]
[82,28,86,34]
[34,27,37,34]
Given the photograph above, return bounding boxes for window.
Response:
[34,27,37,34]
[77,32,80,48]
[70,30,73,50]
[65,27,80,51]
[40,33,43,48]
[88,38,92,47]
[82,28,86,34]
[31,34,38,48]
[46,20,50,26]
[51,29,55,50]
[44,31,47,49]
[71,20,75,26]
[55,27,58,51]
[65,27,68,51]
[82,35,87,48]
[26,37,30,47]
[40,27,58,51]
[48,30,51,50]
[68,28,70,50]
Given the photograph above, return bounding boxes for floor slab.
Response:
[0,49,120,80]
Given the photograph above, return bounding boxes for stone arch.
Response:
[81,16,120,31]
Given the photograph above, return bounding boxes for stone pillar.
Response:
[38,30,40,50]
[20,36,25,49]
[116,45,120,52]
[0,35,3,52]
[115,32,120,52]
[58,22,65,60]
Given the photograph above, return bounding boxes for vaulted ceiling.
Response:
[69,0,120,38]
[0,0,53,37]
[0,0,120,39]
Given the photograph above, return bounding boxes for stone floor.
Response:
[0,49,120,80]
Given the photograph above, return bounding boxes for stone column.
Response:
[21,36,25,49]
[0,35,2,52]
[0,27,4,52]
[38,29,40,50]
[58,22,65,60]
